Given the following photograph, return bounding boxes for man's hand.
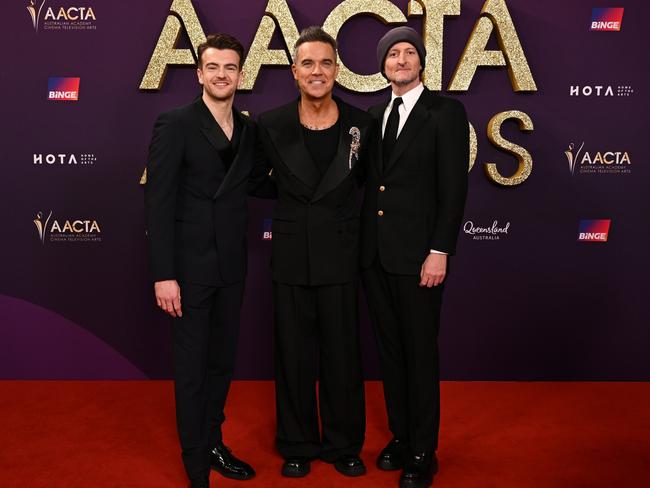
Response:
[420,253,447,288]
[154,280,182,318]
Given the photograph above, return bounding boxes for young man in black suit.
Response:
[360,27,469,488]
[256,26,374,479]
[144,34,257,488]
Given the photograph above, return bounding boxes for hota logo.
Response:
[569,85,634,97]
[33,210,102,244]
[590,8,624,31]
[33,153,96,165]
[564,142,631,175]
[26,1,97,32]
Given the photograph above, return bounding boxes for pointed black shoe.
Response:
[399,452,438,488]
[334,455,367,477]
[209,443,255,480]
[281,457,311,477]
[377,438,408,470]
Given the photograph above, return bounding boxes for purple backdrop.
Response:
[1,0,648,380]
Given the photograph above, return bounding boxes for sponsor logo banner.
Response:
[262,218,272,241]
[590,7,624,31]
[27,1,97,32]
[463,220,510,241]
[569,85,634,97]
[564,142,631,175]
[33,153,96,165]
[577,219,611,242]
[47,77,80,101]
[33,210,102,244]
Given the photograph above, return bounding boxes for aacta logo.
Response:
[564,142,631,175]
[47,77,80,101]
[26,1,97,32]
[590,8,624,32]
[33,210,102,244]
[577,219,611,242]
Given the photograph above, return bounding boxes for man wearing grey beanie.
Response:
[360,26,469,488]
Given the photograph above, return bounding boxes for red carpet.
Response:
[0,381,648,487]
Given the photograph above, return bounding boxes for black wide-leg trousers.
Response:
[362,258,443,454]
[172,280,244,480]
[273,281,365,461]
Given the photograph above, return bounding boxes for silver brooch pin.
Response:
[349,127,361,170]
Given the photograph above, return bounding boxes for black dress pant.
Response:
[273,281,365,461]
[172,280,244,480]
[362,258,443,453]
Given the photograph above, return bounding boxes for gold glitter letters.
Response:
[139,0,206,90]
[484,110,534,186]
[240,0,300,90]
[449,0,536,91]
[408,0,460,91]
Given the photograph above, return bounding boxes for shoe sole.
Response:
[335,464,367,477]
[211,465,255,480]
[399,475,434,488]
[281,468,310,478]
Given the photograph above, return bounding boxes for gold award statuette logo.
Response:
[33,210,53,244]
[26,0,46,32]
[565,142,584,175]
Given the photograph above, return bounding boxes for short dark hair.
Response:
[197,33,245,69]
[293,26,337,62]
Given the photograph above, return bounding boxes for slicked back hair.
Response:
[197,33,245,69]
[292,26,338,63]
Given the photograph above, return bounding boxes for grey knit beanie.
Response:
[376,26,426,79]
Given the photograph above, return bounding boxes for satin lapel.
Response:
[265,100,320,190]
[213,112,251,199]
[311,114,363,203]
[385,96,431,172]
[369,102,388,178]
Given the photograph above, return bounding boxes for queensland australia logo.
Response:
[590,8,624,31]
[26,1,97,32]
[47,77,80,101]
[578,219,611,242]
[569,85,634,97]
[565,142,631,175]
[262,218,272,241]
[33,210,102,244]
[33,153,96,165]
[463,220,510,241]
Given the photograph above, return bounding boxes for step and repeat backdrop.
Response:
[1,0,647,379]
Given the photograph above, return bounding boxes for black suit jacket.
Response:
[257,97,375,286]
[360,87,469,275]
[145,97,257,285]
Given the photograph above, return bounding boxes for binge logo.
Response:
[590,8,624,31]
[47,77,80,101]
[262,218,272,240]
[578,219,611,242]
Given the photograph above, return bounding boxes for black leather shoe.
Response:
[377,438,408,470]
[209,443,255,480]
[281,457,311,477]
[189,476,209,488]
[334,455,367,477]
[399,452,438,488]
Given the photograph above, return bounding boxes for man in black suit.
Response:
[360,27,469,488]
[145,34,257,488]
[256,26,374,479]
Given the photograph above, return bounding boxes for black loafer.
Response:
[281,457,311,477]
[377,438,408,470]
[209,443,255,480]
[334,455,367,477]
[399,452,438,488]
